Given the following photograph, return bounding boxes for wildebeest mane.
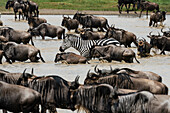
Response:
[0,73,22,84]
[120,68,138,74]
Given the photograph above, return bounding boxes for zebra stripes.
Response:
[59,34,120,58]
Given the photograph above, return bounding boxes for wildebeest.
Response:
[5,0,25,21]
[147,32,170,55]
[138,1,159,18]
[27,0,39,17]
[117,0,137,14]
[17,73,80,113]
[28,16,47,28]
[73,12,109,31]
[0,27,34,45]
[94,66,162,82]
[0,36,8,42]
[105,26,138,47]
[54,52,89,64]
[0,81,41,113]
[28,23,65,39]
[91,45,140,63]
[149,11,166,27]
[80,29,105,40]
[137,37,152,57]
[111,90,170,113]
[161,28,170,37]
[61,16,79,33]
[0,42,45,63]
[84,71,168,94]
[70,84,116,113]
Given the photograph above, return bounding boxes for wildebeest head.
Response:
[137,37,146,56]
[84,70,101,85]
[17,68,36,87]
[54,53,63,62]
[70,75,80,90]
[94,65,113,76]
[28,17,35,29]
[161,28,170,37]
[147,32,160,47]
[5,0,14,9]
[91,46,110,58]
[61,16,70,27]
[28,28,39,36]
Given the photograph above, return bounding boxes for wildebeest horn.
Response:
[111,24,115,28]
[94,65,99,73]
[110,66,113,72]
[31,68,34,75]
[142,37,146,42]
[157,32,160,36]
[149,31,152,36]
[75,75,80,84]
[87,69,91,78]
[22,68,27,78]
[161,28,164,33]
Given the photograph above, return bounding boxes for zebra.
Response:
[59,34,120,58]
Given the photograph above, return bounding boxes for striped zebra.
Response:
[59,34,120,58]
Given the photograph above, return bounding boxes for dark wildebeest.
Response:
[61,16,79,33]
[117,0,137,14]
[17,73,80,113]
[111,90,170,113]
[28,16,47,28]
[0,81,41,113]
[105,26,138,47]
[28,23,65,40]
[0,42,45,63]
[73,12,109,31]
[27,0,39,17]
[70,84,117,113]
[147,32,170,55]
[138,1,159,18]
[84,71,168,94]
[54,52,89,64]
[0,50,12,64]
[80,29,105,40]
[149,11,166,27]
[0,27,34,45]
[5,0,25,21]
[137,37,152,57]
[161,28,170,37]
[94,66,162,82]
[91,45,140,63]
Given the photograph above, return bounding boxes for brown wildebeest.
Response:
[29,23,65,40]
[0,42,45,63]
[105,26,138,47]
[54,52,89,64]
[70,84,117,113]
[111,91,170,113]
[0,81,41,113]
[61,16,79,33]
[138,0,159,18]
[90,45,140,63]
[149,11,166,27]
[94,65,162,82]
[17,73,80,113]
[84,71,168,94]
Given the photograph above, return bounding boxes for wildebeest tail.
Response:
[63,29,65,39]
[38,50,45,63]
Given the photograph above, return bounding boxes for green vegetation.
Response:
[0,0,170,12]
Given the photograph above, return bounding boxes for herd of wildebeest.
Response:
[0,0,170,113]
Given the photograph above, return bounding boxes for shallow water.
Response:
[0,14,170,113]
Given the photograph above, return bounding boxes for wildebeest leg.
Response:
[139,10,143,18]
[3,52,12,64]
[133,3,137,14]
[15,12,17,21]
[146,10,148,19]
[2,109,7,113]
[124,4,128,13]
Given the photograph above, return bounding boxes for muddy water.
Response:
[0,15,170,113]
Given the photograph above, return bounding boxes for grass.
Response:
[0,0,170,12]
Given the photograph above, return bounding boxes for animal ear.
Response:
[75,75,80,84]
[134,93,149,104]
